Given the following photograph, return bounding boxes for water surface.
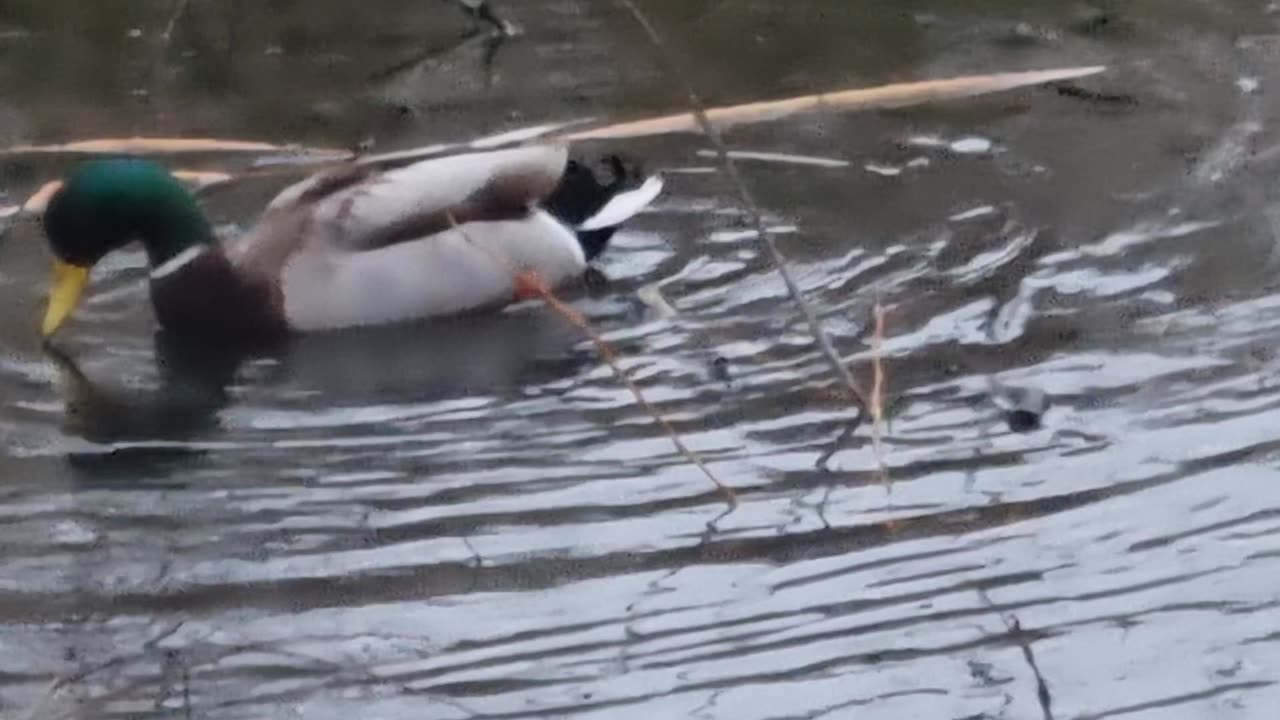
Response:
[4,1,1280,718]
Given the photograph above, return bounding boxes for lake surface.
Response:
[4,1,1280,718]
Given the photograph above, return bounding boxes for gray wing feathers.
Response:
[264,144,570,253]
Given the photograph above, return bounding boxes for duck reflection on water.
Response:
[47,305,601,478]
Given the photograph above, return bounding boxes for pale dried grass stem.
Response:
[869,299,890,487]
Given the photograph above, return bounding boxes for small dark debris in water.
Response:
[991,382,1049,433]
[354,136,376,154]
[1053,83,1140,107]
[1215,660,1244,678]
[1069,7,1136,37]
[710,355,732,385]
[1072,10,1115,35]
[1005,409,1043,433]
[967,659,1014,687]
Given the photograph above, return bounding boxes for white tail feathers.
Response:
[578,175,665,231]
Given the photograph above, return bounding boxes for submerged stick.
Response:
[445,211,738,510]
[515,270,738,509]
[616,0,869,411]
[979,589,1055,720]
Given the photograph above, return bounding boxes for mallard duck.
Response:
[40,143,664,340]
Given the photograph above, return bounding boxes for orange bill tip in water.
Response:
[562,66,1108,141]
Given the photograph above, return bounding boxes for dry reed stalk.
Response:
[444,212,738,509]
[0,66,1105,169]
[562,67,1106,141]
[2,69,1107,210]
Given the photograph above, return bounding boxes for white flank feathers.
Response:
[280,211,585,331]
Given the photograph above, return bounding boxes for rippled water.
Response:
[5,1,1280,718]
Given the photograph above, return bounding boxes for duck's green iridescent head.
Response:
[41,158,213,337]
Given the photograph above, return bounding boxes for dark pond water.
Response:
[4,1,1280,718]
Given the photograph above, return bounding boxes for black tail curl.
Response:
[544,154,650,260]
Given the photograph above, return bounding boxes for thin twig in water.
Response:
[811,409,866,528]
[182,662,192,720]
[813,412,865,472]
[443,212,738,512]
[615,0,869,414]
[160,0,190,42]
[22,621,186,720]
[20,657,126,720]
[869,299,889,487]
[517,270,738,510]
[135,0,192,107]
[979,589,1055,720]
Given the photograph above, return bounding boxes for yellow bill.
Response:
[42,261,90,337]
